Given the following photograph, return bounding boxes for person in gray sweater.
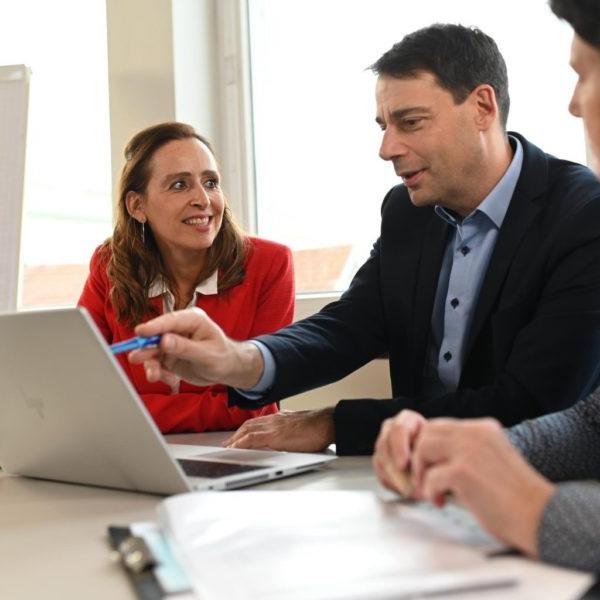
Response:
[372,1,600,571]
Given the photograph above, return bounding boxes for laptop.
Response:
[0,307,335,495]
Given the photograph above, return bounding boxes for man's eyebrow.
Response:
[389,106,431,120]
[375,106,431,127]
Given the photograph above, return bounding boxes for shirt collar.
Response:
[435,135,524,229]
[148,269,219,299]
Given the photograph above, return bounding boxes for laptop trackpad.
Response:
[177,458,270,479]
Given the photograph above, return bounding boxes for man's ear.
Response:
[125,191,146,222]
[471,84,499,131]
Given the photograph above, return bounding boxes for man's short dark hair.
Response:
[370,24,510,129]
[550,0,600,49]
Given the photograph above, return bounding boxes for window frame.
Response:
[214,0,342,314]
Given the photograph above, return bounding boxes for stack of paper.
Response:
[155,490,590,600]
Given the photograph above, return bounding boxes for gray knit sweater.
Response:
[507,389,600,571]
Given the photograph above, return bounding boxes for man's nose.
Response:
[568,87,581,119]
[379,130,409,161]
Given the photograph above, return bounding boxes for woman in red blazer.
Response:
[78,122,294,433]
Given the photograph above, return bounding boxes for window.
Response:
[0,0,112,309]
[247,0,584,294]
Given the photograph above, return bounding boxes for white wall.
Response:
[106,0,177,211]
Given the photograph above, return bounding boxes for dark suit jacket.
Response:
[230,132,600,454]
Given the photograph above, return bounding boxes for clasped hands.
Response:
[373,409,555,557]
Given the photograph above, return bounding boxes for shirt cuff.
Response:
[233,340,276,401]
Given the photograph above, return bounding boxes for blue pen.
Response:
[110,335,162,355]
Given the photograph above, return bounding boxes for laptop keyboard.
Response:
[177,459,268,479]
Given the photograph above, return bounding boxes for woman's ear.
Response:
[125,191,146,222]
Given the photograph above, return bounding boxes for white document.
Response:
[157,490,592,600]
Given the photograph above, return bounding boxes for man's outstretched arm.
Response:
[130,307,265,390]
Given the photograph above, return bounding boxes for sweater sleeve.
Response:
[506,389,600,571]
[537,481,600,571]
[507,388,600,481]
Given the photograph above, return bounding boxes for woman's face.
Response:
[569,34,600,175]
[128,137,225,262]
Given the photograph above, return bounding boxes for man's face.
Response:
[569,34,600,174]
[376,72,484,213]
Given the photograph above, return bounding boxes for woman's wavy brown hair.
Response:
[100,122,248,327]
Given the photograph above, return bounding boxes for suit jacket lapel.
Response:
[410,214,450,388]
[466,133,547,357]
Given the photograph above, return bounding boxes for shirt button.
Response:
[443,351,452,362]
[460,246,470,256]
[450,298,459,308]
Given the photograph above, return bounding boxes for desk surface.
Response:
[0,432,380,600]
[1,432,594,600]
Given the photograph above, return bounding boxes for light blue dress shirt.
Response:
[241,136,523,400]
[421,136,523,396]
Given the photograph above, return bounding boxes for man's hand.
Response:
[223,408,335,453]
[128,308,264,389]
[410,418,555,557]
[372,409,427,496]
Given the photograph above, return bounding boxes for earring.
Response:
[140,219,146,244]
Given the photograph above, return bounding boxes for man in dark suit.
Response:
[131,24,600,455]
[371,1,600,570]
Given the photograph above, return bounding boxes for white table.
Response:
[0,432,379,599]
[0,433,594,600]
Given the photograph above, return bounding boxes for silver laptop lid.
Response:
[0,307,191,495]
